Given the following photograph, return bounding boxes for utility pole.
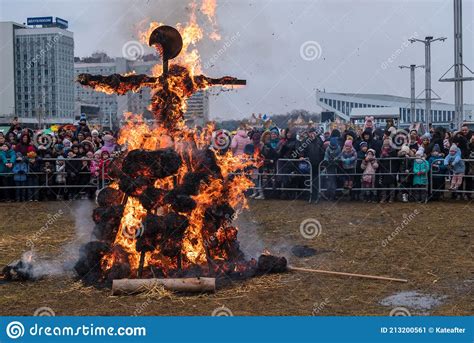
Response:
[440,0,474,130]
[409,36,446,131]
[399,64,424,124]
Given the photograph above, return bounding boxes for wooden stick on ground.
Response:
[111,277,216,295]
[287,266,407,283]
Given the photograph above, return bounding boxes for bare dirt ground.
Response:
[0,198,472,316]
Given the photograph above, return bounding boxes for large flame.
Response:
[80,1,255,280]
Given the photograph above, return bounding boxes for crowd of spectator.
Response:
[0,117,118,202]
[1,115,473,203]
[229,118,474,203]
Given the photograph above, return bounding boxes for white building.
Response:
[75,57,209,128]
[316,90,474,129]
[0,19,74,126]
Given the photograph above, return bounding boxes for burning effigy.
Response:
[72,24,264,287]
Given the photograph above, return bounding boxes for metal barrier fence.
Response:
[317,157,430,203]
[0,158,102,196]
[230,158,313,202]
[430,158,474,195]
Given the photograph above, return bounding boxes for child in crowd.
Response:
[12,152,28,201]
[444,143,465,192]
[361,148,378,202]
[428,144,446,201]
[98,150,112,188]
[413,148,430,203]
[26,151,41,201]
[339,139,357,191]
[397,145,413,203]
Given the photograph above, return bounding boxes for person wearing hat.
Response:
[444,143,465,194]
[339,139,357,192]
[413,148,430,203]
[300,127,325,202]
[361,148,379,202]
[428,144,447,201]
[230,129,251,157]
[322,137,341,200]
[12,152,28,201]
[397,144,413,203]
[26,151,41,201]
[75,117,91,138]
[269,127,280,150]
[0,142,16,201]
[378,138,398,203]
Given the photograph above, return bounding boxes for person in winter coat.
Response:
[14,133,36,156]
[444,143,465,192]
[75,118,91,138]
[322,137,341,200]
[302,128,325,201]
[339,139,357,190]
[354,141,369,200]
[66,150,82,199]
[413,148,430,203]
[360,148,379,202]
[397,145,413,203]
[269,128,280,150]
[230,129,251,156]
[98,150,112,188]
[378,138,398,203]
[428,144,447,201]
[13,152,28,201]
[278,128,301,199]
[100,134,117,155]
[0,143,16,201]
[26,151,41,201]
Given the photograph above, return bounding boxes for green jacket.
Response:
[0,149,16,174]
[413,159,429,185]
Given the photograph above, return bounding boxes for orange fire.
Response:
[80,2,254,280]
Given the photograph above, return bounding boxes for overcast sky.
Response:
[1,0,473,120]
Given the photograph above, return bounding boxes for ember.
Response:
[74,23,261,285]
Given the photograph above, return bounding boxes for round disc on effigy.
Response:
[148,25,183,60]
